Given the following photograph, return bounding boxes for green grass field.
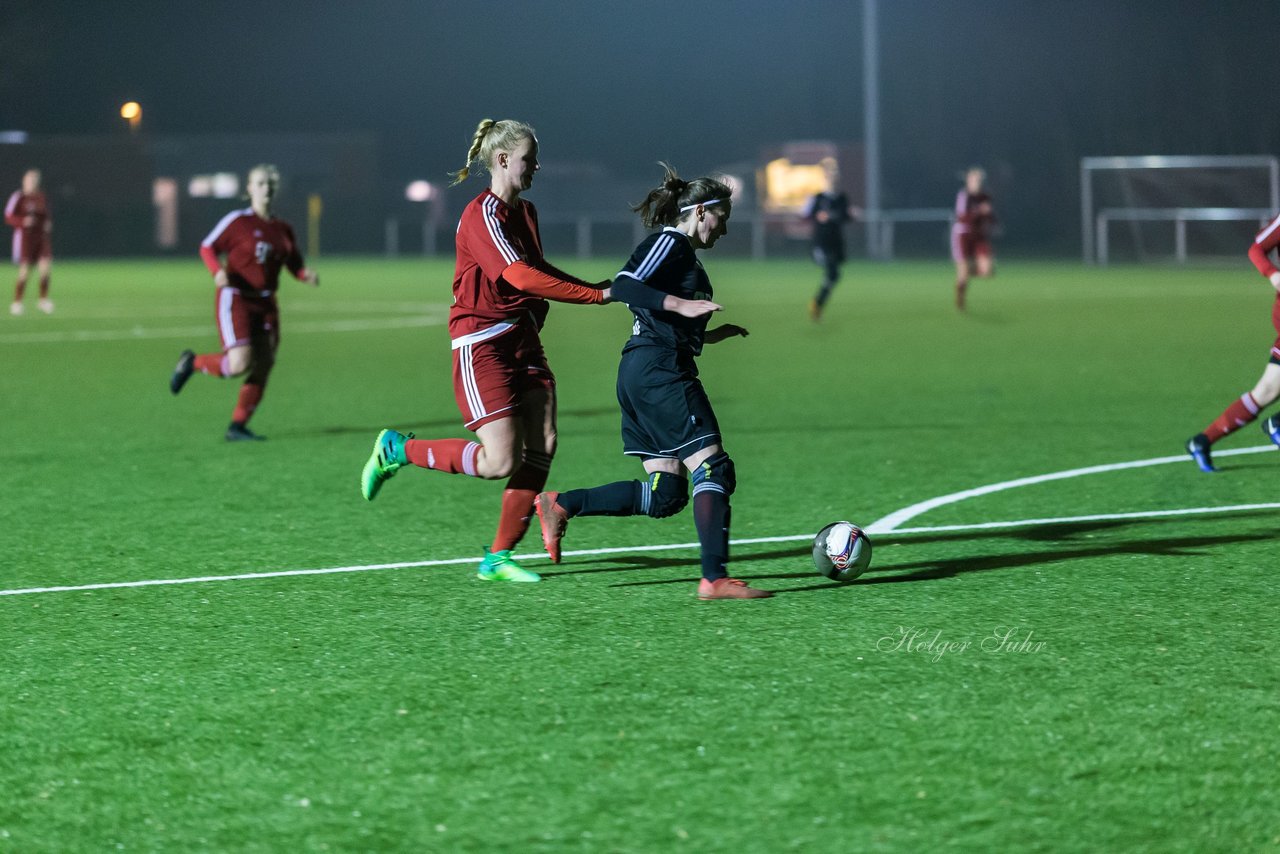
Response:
[2,255,1278,852]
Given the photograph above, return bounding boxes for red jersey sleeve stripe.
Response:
[202,208,250,247]
[1255,212,1280,247]
[482,195,520,266]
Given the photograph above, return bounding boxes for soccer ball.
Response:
[812,521,872,582]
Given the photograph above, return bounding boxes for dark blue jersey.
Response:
[615,227,712,357]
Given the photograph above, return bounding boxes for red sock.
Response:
[13,275,27,301]
[194,353,227,377]
[232,383,264,425]
[38,275,49,298]
[405,439,481,475]
[491,450,552,553]
[1203,392,1260,442]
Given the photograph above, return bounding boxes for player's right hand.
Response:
[214,269,229,288]
[1270,271,1280,292]
[672,298,722,318]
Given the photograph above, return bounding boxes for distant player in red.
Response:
[5,168,54,316]
[168,164,319,441]
[359,119,617,583]
[951,166,996,311]
[1185,211,1280,471]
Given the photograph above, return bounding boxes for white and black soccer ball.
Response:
[812,521,872,582]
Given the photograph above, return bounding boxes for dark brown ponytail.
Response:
[632,162,732,228]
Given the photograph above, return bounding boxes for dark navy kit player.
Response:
[803,161,859,321]
[534,164,772,600]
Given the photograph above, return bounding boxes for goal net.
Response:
[1081,156,1279,264]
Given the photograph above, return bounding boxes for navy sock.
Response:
[693,491,731,581]
[556,480,642,517]
[816,280,836,307]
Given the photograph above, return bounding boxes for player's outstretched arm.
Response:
[611,276,720,316]
[504,261,608,305]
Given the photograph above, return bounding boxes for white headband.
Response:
[679,198,725,213]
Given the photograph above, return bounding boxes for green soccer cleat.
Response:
[361,428,412,501]
[477,549,541,583]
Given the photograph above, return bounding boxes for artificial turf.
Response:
[1,255,1277,851]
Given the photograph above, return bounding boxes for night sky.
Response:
[3,0,1277,249]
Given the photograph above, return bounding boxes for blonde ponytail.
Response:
[448,118,536,186]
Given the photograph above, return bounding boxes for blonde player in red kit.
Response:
[5,168,54,316]
[169,164,319,441]
[1186,211,1280,471]
[359,119,614,582]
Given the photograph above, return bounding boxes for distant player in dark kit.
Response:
[534,164,771,600]
[5,169,54,316]
[1185,210,1280,471]
[951,166,996,311]
[169,164,319,441]
[803,160,860,321]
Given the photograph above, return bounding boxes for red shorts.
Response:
[215,287,279,354]
[951,231,992,264]
[452,324,554,431]
[12,230,51,265]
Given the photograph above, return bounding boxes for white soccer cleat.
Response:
[38,298,54,314]
[9,302,23,316]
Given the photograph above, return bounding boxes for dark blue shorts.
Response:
[617,345,720,460]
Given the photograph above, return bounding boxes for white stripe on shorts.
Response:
[216,287,242,348]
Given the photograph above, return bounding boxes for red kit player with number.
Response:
[952,166,996,311]
[169,164,319,441]
[6,169,54,316]
[359,119,650,583]
[1186,211,1280,471]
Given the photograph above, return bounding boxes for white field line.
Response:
[3,503,1278,598]
[865,444,1278,534]
[0,314,445,345]
[4,447,1277,598]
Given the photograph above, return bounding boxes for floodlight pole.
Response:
[863,0,882,259]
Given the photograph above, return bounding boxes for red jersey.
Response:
[449,190,552,343]
[5,189,50,236]
[201,208,305,294]
[953,189,995,238]
[1248,212,1280,279]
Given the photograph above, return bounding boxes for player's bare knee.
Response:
[224,348,251,376]
[1252,378,1280,406]
[477,450,518,480]
[645,471,688,518]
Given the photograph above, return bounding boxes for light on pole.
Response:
[120,101,142,134]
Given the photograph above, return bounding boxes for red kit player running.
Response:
[169,164,319,441]
[5,168,54,316]
[1185,211,1280,471]
[951,166,996,311]
[359,119,616,583]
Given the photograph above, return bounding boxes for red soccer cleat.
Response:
[697,578,774,600]
[534,491,569,564]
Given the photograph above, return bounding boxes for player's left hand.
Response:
[302,269,320,286]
